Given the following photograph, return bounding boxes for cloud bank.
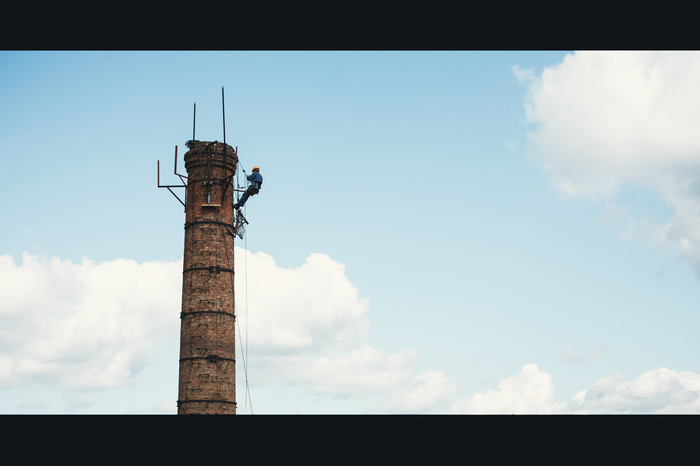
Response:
[234,249,453,412]
[448,364,700,414]
[515,51,700,273]
[0,253,181,391]
[448,364,561,414]
[235,250,370,354]
[0,251,450,413]
[3,250,699,413]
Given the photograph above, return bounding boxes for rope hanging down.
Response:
[242,210,251,410]
[222,218,253,414]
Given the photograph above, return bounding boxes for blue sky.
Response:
[2,51,700,413]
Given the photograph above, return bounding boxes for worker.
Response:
[234,166,262,210]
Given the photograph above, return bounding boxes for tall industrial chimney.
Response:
[177,140,238,414]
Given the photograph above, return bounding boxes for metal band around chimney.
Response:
[177,400,237,408]
[180,355,235,363]
[183,265,234,274]
[184,220,235,230]
[181,310,236,319]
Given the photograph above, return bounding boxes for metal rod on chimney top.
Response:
[221,87,229,192]
[193,102,196,141]
[222,87,226,146]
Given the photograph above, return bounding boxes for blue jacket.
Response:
[247,172,263,185]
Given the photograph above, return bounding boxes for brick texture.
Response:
[178,140,238,415]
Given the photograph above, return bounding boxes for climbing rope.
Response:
[228,160,253,414]
[238,163,253,411]
[237,222,253,413]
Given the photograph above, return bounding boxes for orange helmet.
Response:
[252,166,260,172]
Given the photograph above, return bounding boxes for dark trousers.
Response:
[236,185,259,208]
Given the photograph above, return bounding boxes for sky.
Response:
[2,51,700,414]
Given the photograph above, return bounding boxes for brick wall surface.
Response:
[178,140,238,415]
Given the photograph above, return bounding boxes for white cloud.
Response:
[0,251,455,413]
[516,51,700,272]
[0,250,373,393]
[235,250,370,354]
[561,344,605,365]
[291,345,416,397]
[448,364,561,414]
[447,363,700,414]
[512,65,535,84]
[126,400,177,414]
[596,200,658,243]
[566,368,700,413]
[379,370,459,413]
[0,355,12,387]
[233,251,459,411]
[5,250,700,413]
[0,253,181,390]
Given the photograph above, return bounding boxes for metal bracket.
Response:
[157,145,192,208]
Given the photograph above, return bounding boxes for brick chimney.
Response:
[177,140,238,414]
